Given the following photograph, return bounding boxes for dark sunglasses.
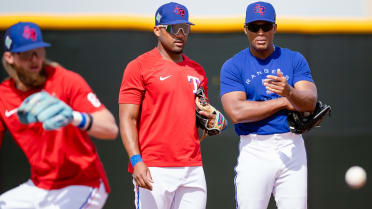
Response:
[159,24,190,35]
[245,23,274,33]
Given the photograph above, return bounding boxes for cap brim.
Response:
[245,17,275,24]
[161,20,195,25]
[11,42,51,53]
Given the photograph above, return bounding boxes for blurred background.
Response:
[0,0,371,208]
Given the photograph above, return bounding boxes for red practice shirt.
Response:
[119,48,208,173]
[0,65,110,192]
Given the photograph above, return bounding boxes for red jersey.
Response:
[119,48,208,173]
[0,65,110,192]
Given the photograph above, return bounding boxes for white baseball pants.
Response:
[235,132,307,209]
[0,179,107,209]
[133,166,207,209]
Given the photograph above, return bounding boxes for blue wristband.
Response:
[78,113,87,129]
[130,154,142,167]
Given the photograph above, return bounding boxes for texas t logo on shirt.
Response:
[188,76,200,93]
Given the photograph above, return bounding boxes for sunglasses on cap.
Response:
[245,22,274,33]
[158,24,190,36]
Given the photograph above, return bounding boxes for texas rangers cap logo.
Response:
[174,6,185,17]
[23,26,37,41]
[253,4,265,16]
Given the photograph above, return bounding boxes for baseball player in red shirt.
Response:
[118,2,216,209]
[0,22,118,208]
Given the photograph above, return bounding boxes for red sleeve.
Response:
[63,70,105,113]
[118,60,145,104]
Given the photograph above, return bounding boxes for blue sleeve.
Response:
[220,59,245,97]
[293,52,314,84]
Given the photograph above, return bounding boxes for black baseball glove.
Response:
[195,87,227,137]
[287,100,331,134]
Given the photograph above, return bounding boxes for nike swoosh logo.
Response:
[160,75,172,81]
[5,108,18,117]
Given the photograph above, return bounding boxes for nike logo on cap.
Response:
[160,75,172,81]
[5,108,18,117]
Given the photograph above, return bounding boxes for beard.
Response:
[15,65,46,89]
[164,43,183,55]
[160,37,184,55]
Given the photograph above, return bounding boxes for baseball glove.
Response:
[195,87,227,137]
[287,100,331,134]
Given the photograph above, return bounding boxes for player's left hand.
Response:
[198,110,216,128]
[197,110,217,141]
[17,91,73,130]
[195,87,227,140]
[263,69,292,97]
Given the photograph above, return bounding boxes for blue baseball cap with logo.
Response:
[155,2,194,26]
[4,22,50,53]
[245,1,276,24]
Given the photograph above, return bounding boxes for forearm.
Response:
[264,72,318,113]
[287,84,317,112]
[120,118,141,157]
[86,109,118,140]
[119,104,141,158]
[223,96,289,124]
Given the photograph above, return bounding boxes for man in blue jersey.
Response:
[220,2,317,209]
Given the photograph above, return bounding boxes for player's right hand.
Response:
[17,91,74,130]
[17,92,44,124]
[132,162,154,191]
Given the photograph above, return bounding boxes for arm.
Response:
[264,69,317,112]
[119,103,153,190]
[219,60,292,124]
[17,92,118,139]
[287,81,317,112]
[87,108,118,140]
[221,91,295,124]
